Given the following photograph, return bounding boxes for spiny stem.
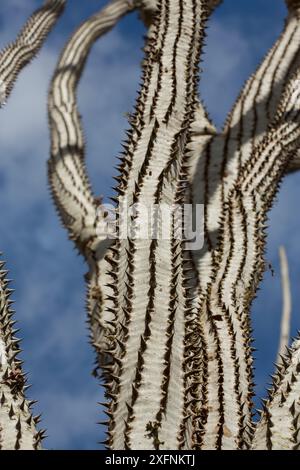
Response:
[0,0,65,106]
[48,0,133,367]
[253,335,300,450]
[190,0,300,294]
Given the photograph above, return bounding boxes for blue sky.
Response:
[0,0,298,449]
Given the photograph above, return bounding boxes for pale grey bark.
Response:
[277,246,292,362]
[1,0,300,451]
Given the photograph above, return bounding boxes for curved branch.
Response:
[190,0,300,293]
[253,336,300,450]
[48,0,135,376]
[0,258,43,450]
[137,0,221,131]
[0,0,65,106]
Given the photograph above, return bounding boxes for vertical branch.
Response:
[190,0,300,295]
[0,0,66,106]
[48,0,132,366]
[277,246,292,362]
[104,0,207,450]
[0,0,66,450]
[221,0,300,175]
[0,258,44,450]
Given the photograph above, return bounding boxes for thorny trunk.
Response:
[1,0,300,450]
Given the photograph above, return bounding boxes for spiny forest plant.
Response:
[1,0,300,450]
